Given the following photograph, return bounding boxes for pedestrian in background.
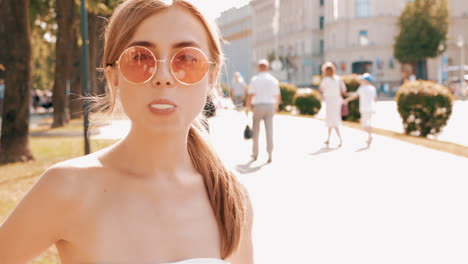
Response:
[343,73,377,146]
[319,62,346,147]
[230,72,247,110]
[246,59,280,163]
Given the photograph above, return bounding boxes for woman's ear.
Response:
[105,66,119,90]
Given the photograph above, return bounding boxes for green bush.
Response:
[279,82,298,111]
[396,80,454,137]
[342,74,361,122]
[294,88,322,116]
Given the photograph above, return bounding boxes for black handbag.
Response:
[244,124,252,139]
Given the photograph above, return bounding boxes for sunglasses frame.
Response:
[107,45,216,85]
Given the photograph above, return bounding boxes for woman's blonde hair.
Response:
[321,61,336,77]
[100,0,246,258]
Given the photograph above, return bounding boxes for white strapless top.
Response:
[163,258,228,264]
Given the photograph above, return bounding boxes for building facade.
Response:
[218,0,468,90]
[217,5,254,85]
[249,0,325,86]
[324,0,468,92]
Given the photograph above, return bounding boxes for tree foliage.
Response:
[394,0,449,63]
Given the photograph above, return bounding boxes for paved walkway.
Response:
[208,109,467,264]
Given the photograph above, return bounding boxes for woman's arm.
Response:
[226,189,254,264]
[0,167,76,263]
[319,81,325,92]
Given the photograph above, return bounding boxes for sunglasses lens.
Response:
[171,48,210,85]
[119,46,156,83]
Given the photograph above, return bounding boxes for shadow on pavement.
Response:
[235,160,269,174]
[355,145,371,152]
[309,146,339,156]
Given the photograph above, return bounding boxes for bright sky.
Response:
[189,0,251,20]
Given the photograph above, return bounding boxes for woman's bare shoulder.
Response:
[37,151,107,199]
[0,153,108,262]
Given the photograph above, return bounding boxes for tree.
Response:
[0,0,35,164]
[70,18,83,119]
[87,1,119,97]
[394,0,449,80]
[30,0,57,92]
[51,0,76,127]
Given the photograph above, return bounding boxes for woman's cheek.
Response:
[119,89,143,119]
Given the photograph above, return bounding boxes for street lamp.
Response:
[456,35,465,99]
[81,0,91,154]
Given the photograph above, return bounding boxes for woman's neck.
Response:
[105,124,196,178]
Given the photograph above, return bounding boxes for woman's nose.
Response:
[151,60,174,88]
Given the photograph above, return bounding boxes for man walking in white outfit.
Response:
[246,59,281,163]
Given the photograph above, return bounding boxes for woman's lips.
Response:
[148,99,177,115]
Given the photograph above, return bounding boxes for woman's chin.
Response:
[131,120,189,135]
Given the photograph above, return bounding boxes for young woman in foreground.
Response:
[0,1,254,263]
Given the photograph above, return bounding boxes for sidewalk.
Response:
[208,109,468,264]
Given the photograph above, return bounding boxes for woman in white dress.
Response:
[319,62,347,147]
[0,1,253,263]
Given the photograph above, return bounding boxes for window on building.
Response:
[356,0,371,18]
[320,0,324,6]
[319,39,324,55]
[359,30,369,46]
[319,16,324,30]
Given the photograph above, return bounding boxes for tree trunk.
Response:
[52,0,75,127]
[87,12,98,96]
[415,60,428,80]
[88,11,107,97]
[0,0,34,164]
[70,19,83,119]
[97,17,106,96]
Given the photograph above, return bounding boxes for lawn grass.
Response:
[0,122,118,263]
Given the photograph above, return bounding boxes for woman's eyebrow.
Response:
[127,40,156,48]
[172,41,200,49]
[126,40,201,50]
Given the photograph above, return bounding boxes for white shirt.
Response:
[320,76,346,99]
[357,84,377,113]
[248,72,280,105]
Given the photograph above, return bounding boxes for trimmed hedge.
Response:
[279,82,298,111]
[396,80,454,137]
[341,74,361,122]
[294,88,322,116]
